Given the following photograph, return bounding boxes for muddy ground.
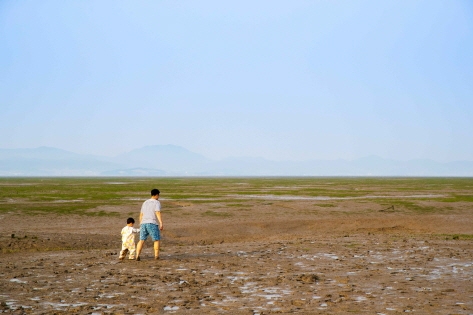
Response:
[0,198,472,314]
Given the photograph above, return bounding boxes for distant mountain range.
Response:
[0,145,472,176]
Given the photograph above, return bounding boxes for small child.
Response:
[119,217,140,260]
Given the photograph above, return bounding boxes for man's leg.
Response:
[154,241,160,259]
[135,240,145,260]
[136,224,149,261]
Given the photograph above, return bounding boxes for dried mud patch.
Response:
[1,236,472,314]
[1,204,472,314]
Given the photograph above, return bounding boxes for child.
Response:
[119,217,140,260]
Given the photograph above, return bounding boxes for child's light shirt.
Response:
[121,226,140,244]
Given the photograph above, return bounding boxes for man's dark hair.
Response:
[127,217,135,224]
[151,188,160,196]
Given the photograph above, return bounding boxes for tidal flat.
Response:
[0,177,472,314]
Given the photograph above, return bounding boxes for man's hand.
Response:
[156,211,163,231]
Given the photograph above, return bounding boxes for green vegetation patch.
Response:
[1,176,472,216]
[386,200,446,213]
[440,234,473,240]
[202,210,232,217]
[226,203,253,209]
[440,194,473,203]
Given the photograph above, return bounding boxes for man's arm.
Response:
[156,211,163,230]
[139,212,143,224]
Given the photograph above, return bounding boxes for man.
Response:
[135,188,164,261]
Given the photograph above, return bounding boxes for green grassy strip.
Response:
[1,177,472,215]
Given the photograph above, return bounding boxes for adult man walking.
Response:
[135,188,163,261]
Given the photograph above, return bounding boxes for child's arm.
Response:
[132,228,140,233]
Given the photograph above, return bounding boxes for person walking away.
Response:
[119,217,140,260]
[135,189,163,261]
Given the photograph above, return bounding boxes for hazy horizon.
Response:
[3,144,473,163]
[1,1,472,163]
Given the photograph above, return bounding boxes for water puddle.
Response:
[231,194,445,201]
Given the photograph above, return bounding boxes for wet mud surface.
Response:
[1,199,472,314]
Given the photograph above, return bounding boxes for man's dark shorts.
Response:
[139,223,161,241]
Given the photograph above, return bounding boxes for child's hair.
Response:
[151,188,160,196]
[127,217,135,224]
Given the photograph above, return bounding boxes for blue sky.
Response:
[1,1,472,161]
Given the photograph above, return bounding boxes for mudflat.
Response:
[0,177,472,314]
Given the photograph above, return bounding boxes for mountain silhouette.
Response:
[1,146,472,176]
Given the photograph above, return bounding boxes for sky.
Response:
[1,1,472,162]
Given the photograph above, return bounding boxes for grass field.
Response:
[0,177,472,215]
